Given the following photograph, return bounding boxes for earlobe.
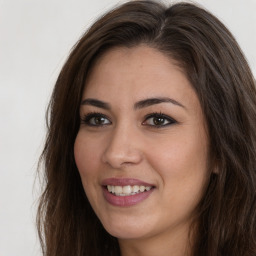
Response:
[212,167,219,174]
[209,154,219,174]
[211,160,219,174]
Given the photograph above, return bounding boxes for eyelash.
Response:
[80,111,177,128]
[143,112,177,128]
[81,112,111,127]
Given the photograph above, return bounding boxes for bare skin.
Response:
[74,45,209,256]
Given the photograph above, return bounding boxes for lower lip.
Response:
[102,187,154,207]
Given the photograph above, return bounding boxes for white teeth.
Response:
[133,185,139,193]
[106,185,152,196]
[123,185,132,194]
[139,185,145,192]
[114,186,122,194]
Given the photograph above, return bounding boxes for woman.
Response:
[37,1,256,255]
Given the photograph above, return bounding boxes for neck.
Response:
[118,223,194,256]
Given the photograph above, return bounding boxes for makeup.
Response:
[102,178,155,206]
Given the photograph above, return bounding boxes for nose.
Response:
[101,124,143,169]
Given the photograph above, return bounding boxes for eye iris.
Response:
[94,116,105,125]
[153,117,165,125]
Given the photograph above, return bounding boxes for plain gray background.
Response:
[0,0,255,255]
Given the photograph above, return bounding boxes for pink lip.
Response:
[101,178,155,207]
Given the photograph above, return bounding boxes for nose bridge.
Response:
[102,121,143,168]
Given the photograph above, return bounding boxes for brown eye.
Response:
[143,113,176,127]
[152,117,165,125]
[82,113,111,126]
[93,116,107,125]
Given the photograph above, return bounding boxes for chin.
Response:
[107,228,148,240]
[101,218,153,240]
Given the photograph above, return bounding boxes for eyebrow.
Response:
[134,97,185,110]
[81,97,185,110]
[81,98,111,110]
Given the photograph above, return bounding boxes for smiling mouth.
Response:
[106,185,153,196]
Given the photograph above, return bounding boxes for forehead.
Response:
[83,46,197,108]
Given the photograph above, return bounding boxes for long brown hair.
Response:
[37,1,256,255]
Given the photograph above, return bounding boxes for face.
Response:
[74,46,209,243]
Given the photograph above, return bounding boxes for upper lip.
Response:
[101,178,155,187]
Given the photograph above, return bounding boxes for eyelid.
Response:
[81,112,112,126]
[142,112,177,127]
[80,111,177,128]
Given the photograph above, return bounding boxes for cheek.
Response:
[74,132,106,211]
[74,132,102,185]
[146,130,209,198]
[149,134,207,172]
[149,136,208,216]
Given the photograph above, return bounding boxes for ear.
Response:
[209,154,219,174]
[211,158,219,174]
[212,166,219,174]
